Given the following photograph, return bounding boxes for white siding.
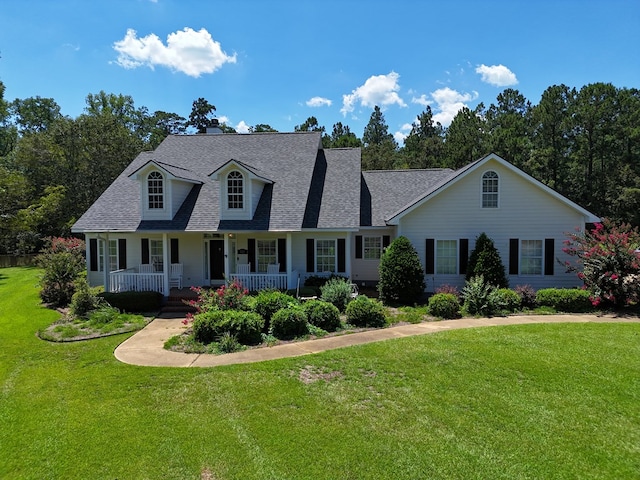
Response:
[251,180,265,218]
[351,228,395,285]
[170,181,193,218]
[399,159,588,292]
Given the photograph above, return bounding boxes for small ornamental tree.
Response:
[466,233,509,288]
[563,219,640,308]
[36,237,86,307]
[378,236,425,305]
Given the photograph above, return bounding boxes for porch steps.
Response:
[160,289,198,315]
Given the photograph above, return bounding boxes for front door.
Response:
[209,240,225,280]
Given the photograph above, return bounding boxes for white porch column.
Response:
[286,233,293,289]
[103,233,110,293]
[345,232,352,280]
[162,233,170,296]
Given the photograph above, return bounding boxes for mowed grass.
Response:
[1,267,639,479]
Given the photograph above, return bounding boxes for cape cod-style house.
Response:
[71,130,599,296]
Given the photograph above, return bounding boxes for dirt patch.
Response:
[297,365,344,384]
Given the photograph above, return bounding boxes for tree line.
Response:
[0,80,638,255]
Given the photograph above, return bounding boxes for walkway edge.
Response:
[114,314,640,368]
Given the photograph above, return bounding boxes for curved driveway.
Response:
[114,314,640,368]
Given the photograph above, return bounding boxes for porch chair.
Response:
[236,263,251,274]
[169,263,183,289]
[139,264,154,273]
[266,263,281,288]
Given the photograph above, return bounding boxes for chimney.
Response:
[205,118,223,134]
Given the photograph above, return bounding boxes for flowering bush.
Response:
[184,280,249,318]
[563,219,640,308]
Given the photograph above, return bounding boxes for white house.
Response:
[71,131,599,296]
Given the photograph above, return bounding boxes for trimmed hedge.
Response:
[346,296,387,328]
[427,293,460,319]
[98,291,163,313]
[302,300,342,332]
[192,310,264,345]
[535,288,593,313]
[270,306,308,339]
[490,288,522,313]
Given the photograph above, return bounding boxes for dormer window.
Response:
[227,171,244,209]
[482,171,499,208]
[147,171,164,209]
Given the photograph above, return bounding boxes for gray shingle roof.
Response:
[361,168,455,226]
[72,132,361,233]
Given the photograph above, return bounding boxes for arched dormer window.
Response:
[227,171,244,209]
[147,171,164,209]
[482,170,499,208]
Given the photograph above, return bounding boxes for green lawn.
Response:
[1,267,639,479]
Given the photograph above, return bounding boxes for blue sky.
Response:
[1,0,638,143]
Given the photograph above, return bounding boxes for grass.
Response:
[1,267,639,479]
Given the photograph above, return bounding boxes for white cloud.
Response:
[306,96,332,107]
[113,27,236,77]
[475,64,518,87]
[394,122,413,144]
[235,120,250,134]
[411,94,432,107]
[428,87,478,127]
[341,71,406,116]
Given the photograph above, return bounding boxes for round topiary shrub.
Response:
[302,299,342,332]
[270,306,309,339]
[345,296,387,328]
[378,236,425,305]
[320,277,353,312]
[490,288,522,313]
[192,310,225,344]
[427,293,460,319]
[253,290,298,331]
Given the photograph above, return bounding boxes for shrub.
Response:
[192,310,264,345]
[70,274,102,318]
[320,278,353,312]
[490,288,522,313]
[187,280,250,313]
[427,293,460,319]
[466,233,509,288]
[302,300,342,332]
[253,290,298,330]
[563,219,640,308]
[535,288,593,313]
[98,291,163,313]
[435,284,461,299]
[36,237,86,307]
[87,305,121,325]
[217,332,243,353]
[346,296,387,328]
[461,275,495,316]
[378,236,425,305]
[304,274,349,288]
[270,306,309,340]
[514,284,537,309]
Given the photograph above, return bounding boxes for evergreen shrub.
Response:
[302,299,342,332]
[253,290,298,330]
[378,236,425,305]
[535,288,593,313]
[427,293,460,319]
[466,233,509,288]
[320,278,353,312]
[270,306,309,339]
[346,296,387,328]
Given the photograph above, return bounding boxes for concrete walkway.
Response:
[114,313,640,368]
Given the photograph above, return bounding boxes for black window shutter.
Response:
[355,235,363,259]
[247,238,256,272]
[306,239,315,272]
[118,239,127,270]
[277,238,286,272]
[170,238,179,264]
[425,238,435,275]
[141,238,150,264]
[337,238,346,272]
[459,238,469,274]
[544,238,555,275]
[509,239,519,275]
[89,238,98,272]
[383,235,391,248]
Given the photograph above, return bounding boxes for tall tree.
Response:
[249,124,278,133]
[399,106,444,168]
[442,104,487,169]
[294,116,325,133]
[484,89,532,169]
[188,98,217,133]
[146,110,187,149]
[361,106,397,170]
[325,122,362,148]
[0,81,17,157]
[11,96,62,134]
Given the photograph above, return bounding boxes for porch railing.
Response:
[109,269,166,295]
[228,273,288,291]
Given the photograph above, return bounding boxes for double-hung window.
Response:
[227,171,244,209]
[482,171,499,208]
[316,239,336,273]
[257,239,277,273]
[150,239,163,272]
[147,171,164,209]
[520,240,543,275]
[436,240,457,274]
[363,236,382,260]
[98,240,119,272]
